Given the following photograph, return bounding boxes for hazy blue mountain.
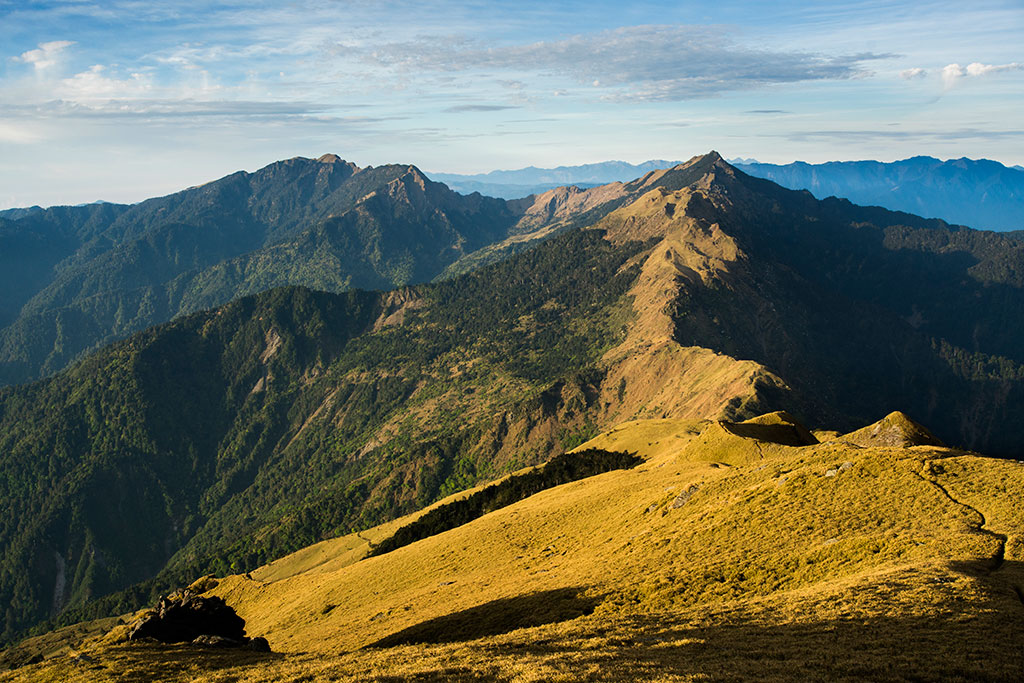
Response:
[735,156,1024,231]
[430,159,682,198]
[435,156,1024,232]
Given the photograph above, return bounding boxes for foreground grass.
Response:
[5,413,1023,681]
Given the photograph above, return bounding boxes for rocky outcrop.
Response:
[127,589,269,651]
[840,411,944,448]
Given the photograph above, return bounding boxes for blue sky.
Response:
[1,0,1022,207]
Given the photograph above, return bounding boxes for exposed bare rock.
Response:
[670,484,700,509]
[127,589,268,650]
[841,411,944,448]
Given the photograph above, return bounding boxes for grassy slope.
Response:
[7,413,1023,681]
[8,152,1024,647]
[8,152,1024,654]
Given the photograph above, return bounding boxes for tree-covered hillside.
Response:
[0,225,646,644]
[0,156,524,385]
[4,153,1024,647]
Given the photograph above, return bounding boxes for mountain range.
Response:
[429,160,682,199]
[434,156,1024,232]
[738,156,1024,232]
[4,153,1023,388]
[3,152,1024,656]
[0,155,554,386]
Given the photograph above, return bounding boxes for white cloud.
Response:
[12,40,75,70]
[900,67,927,80]
[966,61,1022,77]
[942,61,1022,89]
[57,65,154,101]
[0,121,41,144]
[941,63,966,89]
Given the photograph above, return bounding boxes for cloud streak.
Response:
[357,25,891,101]
[443,104,520,113]
[782,128,1024,142]
[0,99,388,124]
[941,61,1023,89]
[900,67,927,80]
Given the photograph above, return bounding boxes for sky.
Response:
[1,0,1022,208]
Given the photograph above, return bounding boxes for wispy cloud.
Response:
[942,61,1023,89]
[783,128,1024,142]
[1,1,1022,207]
[0,122,41,144]
[357,25,891,101]
[57,65,154,100]
[12,40,75,70]
[443,104,520,113]
[0,99,391,125]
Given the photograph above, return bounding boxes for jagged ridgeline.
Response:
[3,152,1024,646]
[0,155,527,386]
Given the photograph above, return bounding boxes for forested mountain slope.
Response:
[0,156,526,385]
[3,153,1024,646]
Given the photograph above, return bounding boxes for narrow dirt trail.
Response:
[915,458,1008,571]
[912,457,1024,608]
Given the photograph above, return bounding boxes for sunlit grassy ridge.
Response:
[6,151,1024,651]
[6,411,1022,681]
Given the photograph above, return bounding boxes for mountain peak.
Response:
[683,150,733,174]
[316,153,344,164]
[840,411,944,448]
[702,150,724,164]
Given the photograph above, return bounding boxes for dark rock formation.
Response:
[127,589,269,651]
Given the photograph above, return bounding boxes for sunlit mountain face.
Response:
[1,1,1022,679]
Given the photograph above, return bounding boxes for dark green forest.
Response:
[4,154,1024,648]
[0,157,524,386]
[0,226,645,644]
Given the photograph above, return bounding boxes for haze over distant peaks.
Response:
[435,155,1024,232]
[738,156,1024,232]
[430,159,683,199]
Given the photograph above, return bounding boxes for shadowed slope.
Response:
[6,152,1024,647]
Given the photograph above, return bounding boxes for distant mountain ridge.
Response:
[430,159,683,199]
[0,155,557,385]
[434,156,1024,231]
[736,156,1024,232]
